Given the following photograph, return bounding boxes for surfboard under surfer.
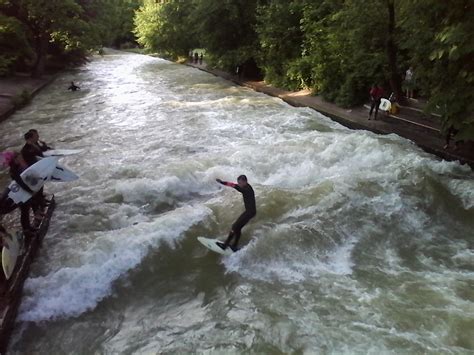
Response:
[215,175,256,252]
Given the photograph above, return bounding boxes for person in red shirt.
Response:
[369,84,384,120]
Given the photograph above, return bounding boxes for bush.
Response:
[12,89,31,109]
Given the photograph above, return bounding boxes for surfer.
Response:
[4,152,38,234]
[21,131,48,214]
[67,81,80,91]
[21,131,44,166]
[215,175,256,251]
[29,129,53,152]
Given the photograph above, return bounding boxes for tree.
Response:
[399,0,474,139]
[0,12,32,75]
[255,0,306,89]
[134,0,196,58]
[12,0,88,77]
[193,0,260,72]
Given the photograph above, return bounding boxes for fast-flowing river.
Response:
[1,51,473,353]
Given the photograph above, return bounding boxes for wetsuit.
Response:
[21,142,43,167]
[218,180,256,250]
[35,140,52,152]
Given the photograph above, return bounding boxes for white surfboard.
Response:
[197,237,235,256]
[48,163,79,182]
[2,229,21,280]
[379,98,391,112]
[8,156,59,204]
[43,149,83,157]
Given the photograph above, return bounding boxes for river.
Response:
[1,51,473,353]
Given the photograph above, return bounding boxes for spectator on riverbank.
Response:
[404,66,415,99]
[236,65,242,79]
[199,53,203,65]
[194,52,199,64]
[388,92,400,114]
[368,84,384,120]
[67,81,80,91]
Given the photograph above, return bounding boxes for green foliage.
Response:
[299,0,392,106]
[193,0,259,71]
[399,0,474,140]
[0,13,32,75]
[0,0,141,76]
[255,0,305,89]
[1,0,472,139]
[134,0,196,59]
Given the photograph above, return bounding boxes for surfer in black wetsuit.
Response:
[0,152,37,234]
[21,130,43,166]
[21,131,48,219]
[67,81,80,91]
[29,129,52,152]
[215,175,256,251]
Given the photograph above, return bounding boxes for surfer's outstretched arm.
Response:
[216,179,242,192]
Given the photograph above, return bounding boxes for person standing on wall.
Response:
[368,84,384,120]
[404,66,415,99]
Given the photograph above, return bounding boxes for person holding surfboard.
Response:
[21,131,44,166]
[21,131,49,216]
[3,152,38,235]
[215,175,256,251]
[29,129,53,152]
[368,83,384,120]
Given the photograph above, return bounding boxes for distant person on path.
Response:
[215,175,256,252]
[189,50,193,63]
[368,84,384,120]
[404,66,414,99]
[67,81,80,91]
[194,52,199,64]
[388,92,400,114]
[236,65,242,79]
[199,53,203,65]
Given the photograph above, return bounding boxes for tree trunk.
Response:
[32,34,48,78]
[385,0,406,105]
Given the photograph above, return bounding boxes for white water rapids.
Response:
[0,51,473,353]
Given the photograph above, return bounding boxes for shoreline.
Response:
[185,62,474,169]
[0,198,56,354]
[0,74,57,123]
